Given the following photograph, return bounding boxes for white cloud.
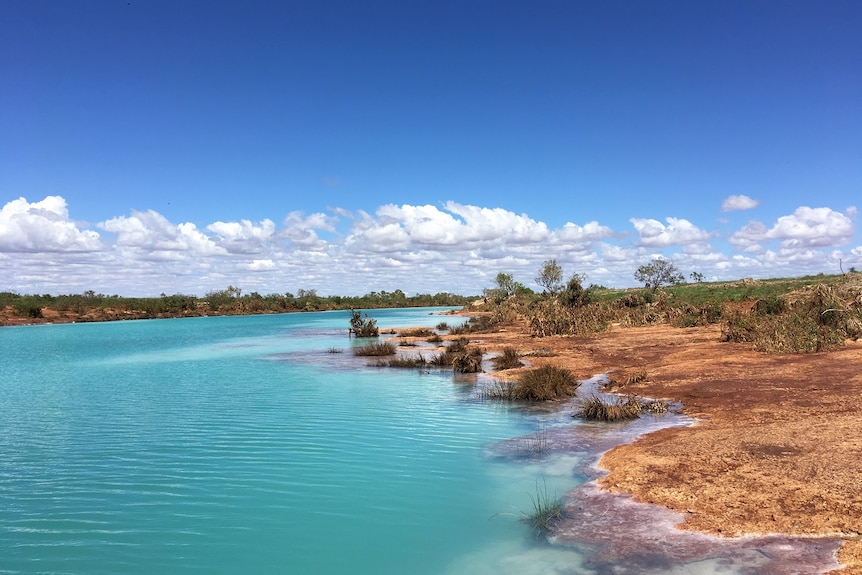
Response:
[0,196,101,252]
[630,217,711,247]
[100,210,227,257]
[3,196,861,297]
[207,219,276,254]
[729,207,854,251]
[846,206,858,219]
[768,207,854,248]
[721,194,759,212]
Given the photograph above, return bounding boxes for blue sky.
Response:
[2,0,860,297]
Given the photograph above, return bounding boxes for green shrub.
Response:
[349,310,379,338]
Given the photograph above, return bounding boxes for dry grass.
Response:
[452,348,483,373]
[372,354,427,368]
[484,365,579,401]
[577,395,644,422]
[491,347,523,370]
[398,328,434,338]
[352,342,397,356]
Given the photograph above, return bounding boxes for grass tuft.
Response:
[353,342,397,356]
[523,479,563,536]
[577,395,644,421]
[491,346,523,370]
[483,365,579,401]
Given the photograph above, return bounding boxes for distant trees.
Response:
[690,271,705,283]
[634,260,684,291]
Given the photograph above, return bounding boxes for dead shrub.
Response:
[452,348,483,373]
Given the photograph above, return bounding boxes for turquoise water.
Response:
[0,308,842,574]
[0,309,587,575]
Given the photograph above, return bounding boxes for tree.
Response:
[690,271,705,283]
[535,259,564,295]
[494,273,518,298]
[559,273,591,307]
[634,260,684,291]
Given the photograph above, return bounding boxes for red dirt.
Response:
[470,319,862,573]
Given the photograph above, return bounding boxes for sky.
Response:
[1,0,860,297]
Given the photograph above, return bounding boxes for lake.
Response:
[0,308,841,574]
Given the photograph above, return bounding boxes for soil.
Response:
[468,318,862,574]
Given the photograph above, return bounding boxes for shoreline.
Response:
[468,319,862,573]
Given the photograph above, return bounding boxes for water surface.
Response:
[0,309,841,574]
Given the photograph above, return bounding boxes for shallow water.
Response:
[0,309,841,574]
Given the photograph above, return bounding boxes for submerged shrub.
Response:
[353,342,396,356]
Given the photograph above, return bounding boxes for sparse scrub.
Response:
[352,342,397,356]
[491,346,523,370]
[398,339,417,347]
[427,334,443,344]
[327,347,343,354]
[435,321,450,331]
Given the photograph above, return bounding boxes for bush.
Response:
[577,396,644,422]
[452,348,483,373]
[491,347,523,370]
[485,365,579,401]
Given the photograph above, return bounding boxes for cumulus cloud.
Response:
[0,196,101,252]
[729,207,854,251]
[721,194,759,212]
[3,195,861,296]
[100,210,227,257]
[207,219,276,254]
[282,211,337,249]
[630,217,711,247]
